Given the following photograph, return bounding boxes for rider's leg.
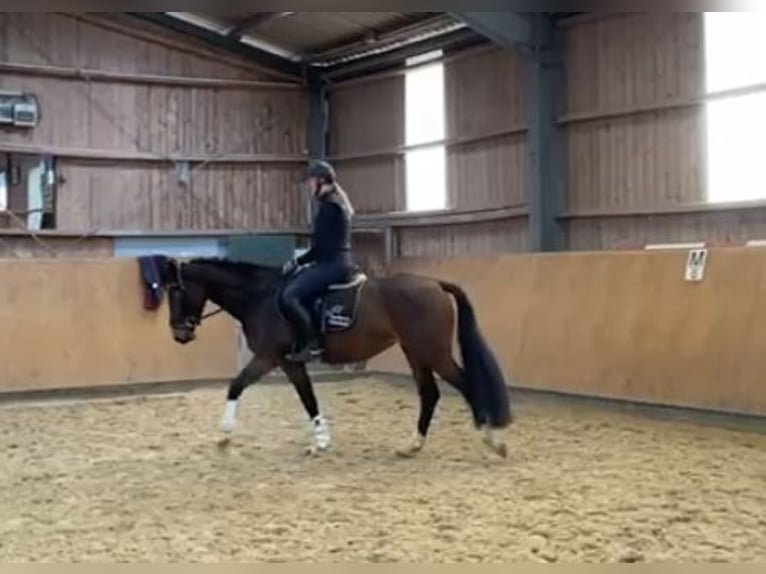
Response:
[281,262,352,362]
[281,264,346,362]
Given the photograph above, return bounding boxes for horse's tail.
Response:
[439,281,513,429]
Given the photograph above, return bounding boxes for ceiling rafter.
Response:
[226,12,295,40]
[128,12,583,81]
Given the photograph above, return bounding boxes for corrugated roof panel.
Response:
[182,12,440,57]
[249,12,423,55]
[160,12,467,70]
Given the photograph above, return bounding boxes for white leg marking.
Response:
[312,414,331,450]
[396,432,426,458]
[482,426,508,458]
[221,400,238,434]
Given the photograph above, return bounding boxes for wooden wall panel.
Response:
[445,47,528,212]
[447,135,527,210]
[0,258,237,393]
[370,249,766,417]
[0,13,307,234]
[397,218,528,259]
[568,207,766,250]
[352,233,388,277]
[336,158,401,214]
[563,13,708,249]
[567,107,705,212]
[565,13,704,114]
[56,162,305,231]
[328,76,404,215]
[446,47,527,138]
[0,13,277,80]
[328,47,530,256]
[329,76,404,155]
[0,77,306,157]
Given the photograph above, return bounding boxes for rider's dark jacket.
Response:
[296,184,353,267]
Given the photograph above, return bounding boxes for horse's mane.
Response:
[185,257,282,291]
[188,257,279,274]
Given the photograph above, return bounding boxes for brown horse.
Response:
[149,255,513,458]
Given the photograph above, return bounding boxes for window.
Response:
[704,12,766,203]
[404,50,447,212]
[0,169,7,212]
[0,153,56,230]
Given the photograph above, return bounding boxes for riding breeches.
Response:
[281,262,352,341]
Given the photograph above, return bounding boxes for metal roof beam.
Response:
[306,13,447,63]
[226,12,295,40]
[129,12,303,80]
[320,27,487,83]
[448,12,534,54]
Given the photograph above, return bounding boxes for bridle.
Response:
[166,261,224,328]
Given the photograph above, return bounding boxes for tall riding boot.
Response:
[284,299,324,363]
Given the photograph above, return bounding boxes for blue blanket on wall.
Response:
[137,254,167,311]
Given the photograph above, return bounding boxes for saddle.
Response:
[278,266,368,335]
[313,268,368,333]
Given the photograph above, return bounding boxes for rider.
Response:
[281,159,355,363]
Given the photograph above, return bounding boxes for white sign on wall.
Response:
[684,248,708,282]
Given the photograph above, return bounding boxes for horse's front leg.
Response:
[218,356,275,448]
[278,359,330,455]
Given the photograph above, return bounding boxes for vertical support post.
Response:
[306,71,329,225]
[308,71,328,160]
[384,226,394,267]
[527,14,566,252]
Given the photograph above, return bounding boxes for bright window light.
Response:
[0,171,7,212]
[704,12,766,202]
[404,50,447,211]
[706,93,766,203]
[704,12,766,92]
[405,147,447,212]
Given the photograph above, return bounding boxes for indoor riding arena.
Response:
[1,11,765,563]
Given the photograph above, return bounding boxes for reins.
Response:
[200,307,224,321]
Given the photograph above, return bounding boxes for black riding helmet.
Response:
[306,159,336,183]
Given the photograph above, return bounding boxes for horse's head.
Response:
[161,258,208,345]
[155,255,281,344]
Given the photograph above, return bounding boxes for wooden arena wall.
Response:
[370,247,766,418]
[0,258,237,394]
[325,13,766,257]
[2,248,765,421]
[0,13,308,233]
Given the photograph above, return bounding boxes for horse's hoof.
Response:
[481,427,508,459]
[305,445,326,457]
[395,434,425,458]
[217,437,232,451]
[395,446,418,458]
[492,442,508,458]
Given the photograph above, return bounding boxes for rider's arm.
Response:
[296,202,343,265]
[296,246,315,265]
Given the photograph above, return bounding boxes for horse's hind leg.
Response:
[396,347,440,458]
[432,356,486,429]
[433,356,506,458]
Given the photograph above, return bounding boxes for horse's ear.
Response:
[161,256,177,285]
